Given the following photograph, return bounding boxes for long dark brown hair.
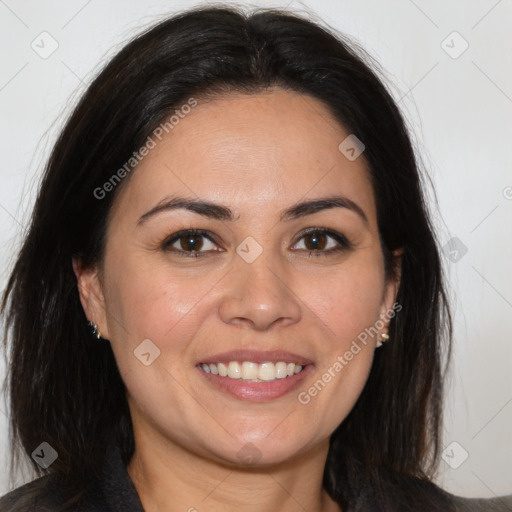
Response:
[1,4,453,511]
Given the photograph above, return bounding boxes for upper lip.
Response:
[198,349,313,366]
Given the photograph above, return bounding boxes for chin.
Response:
[202,431,319,469]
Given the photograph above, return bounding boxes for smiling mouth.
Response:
[198,361,306,383]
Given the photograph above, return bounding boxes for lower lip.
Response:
[198,365,314,402]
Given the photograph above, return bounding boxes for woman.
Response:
[0,4,510,511]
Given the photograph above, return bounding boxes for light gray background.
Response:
[1,0,511,499]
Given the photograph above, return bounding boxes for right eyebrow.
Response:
[137,196,236,226]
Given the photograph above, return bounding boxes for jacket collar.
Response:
[98,441,145,512]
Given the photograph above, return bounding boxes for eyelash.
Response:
[161,228,352,258]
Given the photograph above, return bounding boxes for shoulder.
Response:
[0,441,143,512]
[374,475,512,512]
[446,491,512,512]
[419,482,512,512]
[0,474,104,512]
[0,475,60,511]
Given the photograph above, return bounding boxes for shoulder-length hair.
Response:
[2,4,453,511]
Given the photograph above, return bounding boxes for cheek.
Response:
[100,260,217,439]
[288,255,385,432]
[104,253,207,333]
[295,281,380,440]
[101,253,214,381]
[302,255,385,348]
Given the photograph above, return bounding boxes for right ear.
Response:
[72,256,110,340]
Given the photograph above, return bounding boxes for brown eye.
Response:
[177,234,204,252]
[303,232,329,251]
[292,228,351,256]
[162,229,220,257]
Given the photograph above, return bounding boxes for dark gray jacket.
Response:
[1,443,511,511]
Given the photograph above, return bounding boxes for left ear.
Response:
[72,256,110,340]
[378,248,403,339]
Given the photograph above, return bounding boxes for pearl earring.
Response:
[376,332,389,348]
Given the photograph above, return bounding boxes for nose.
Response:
[218,255,302,331]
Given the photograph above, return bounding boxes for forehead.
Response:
[111,89,376,223]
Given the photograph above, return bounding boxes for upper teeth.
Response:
[201,361,304,382]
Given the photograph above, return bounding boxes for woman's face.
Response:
[77,88,399,467]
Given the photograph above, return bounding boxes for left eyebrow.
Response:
[136,195,368,226]
[280,196,368,224]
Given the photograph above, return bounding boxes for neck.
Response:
[126,433,341,512]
